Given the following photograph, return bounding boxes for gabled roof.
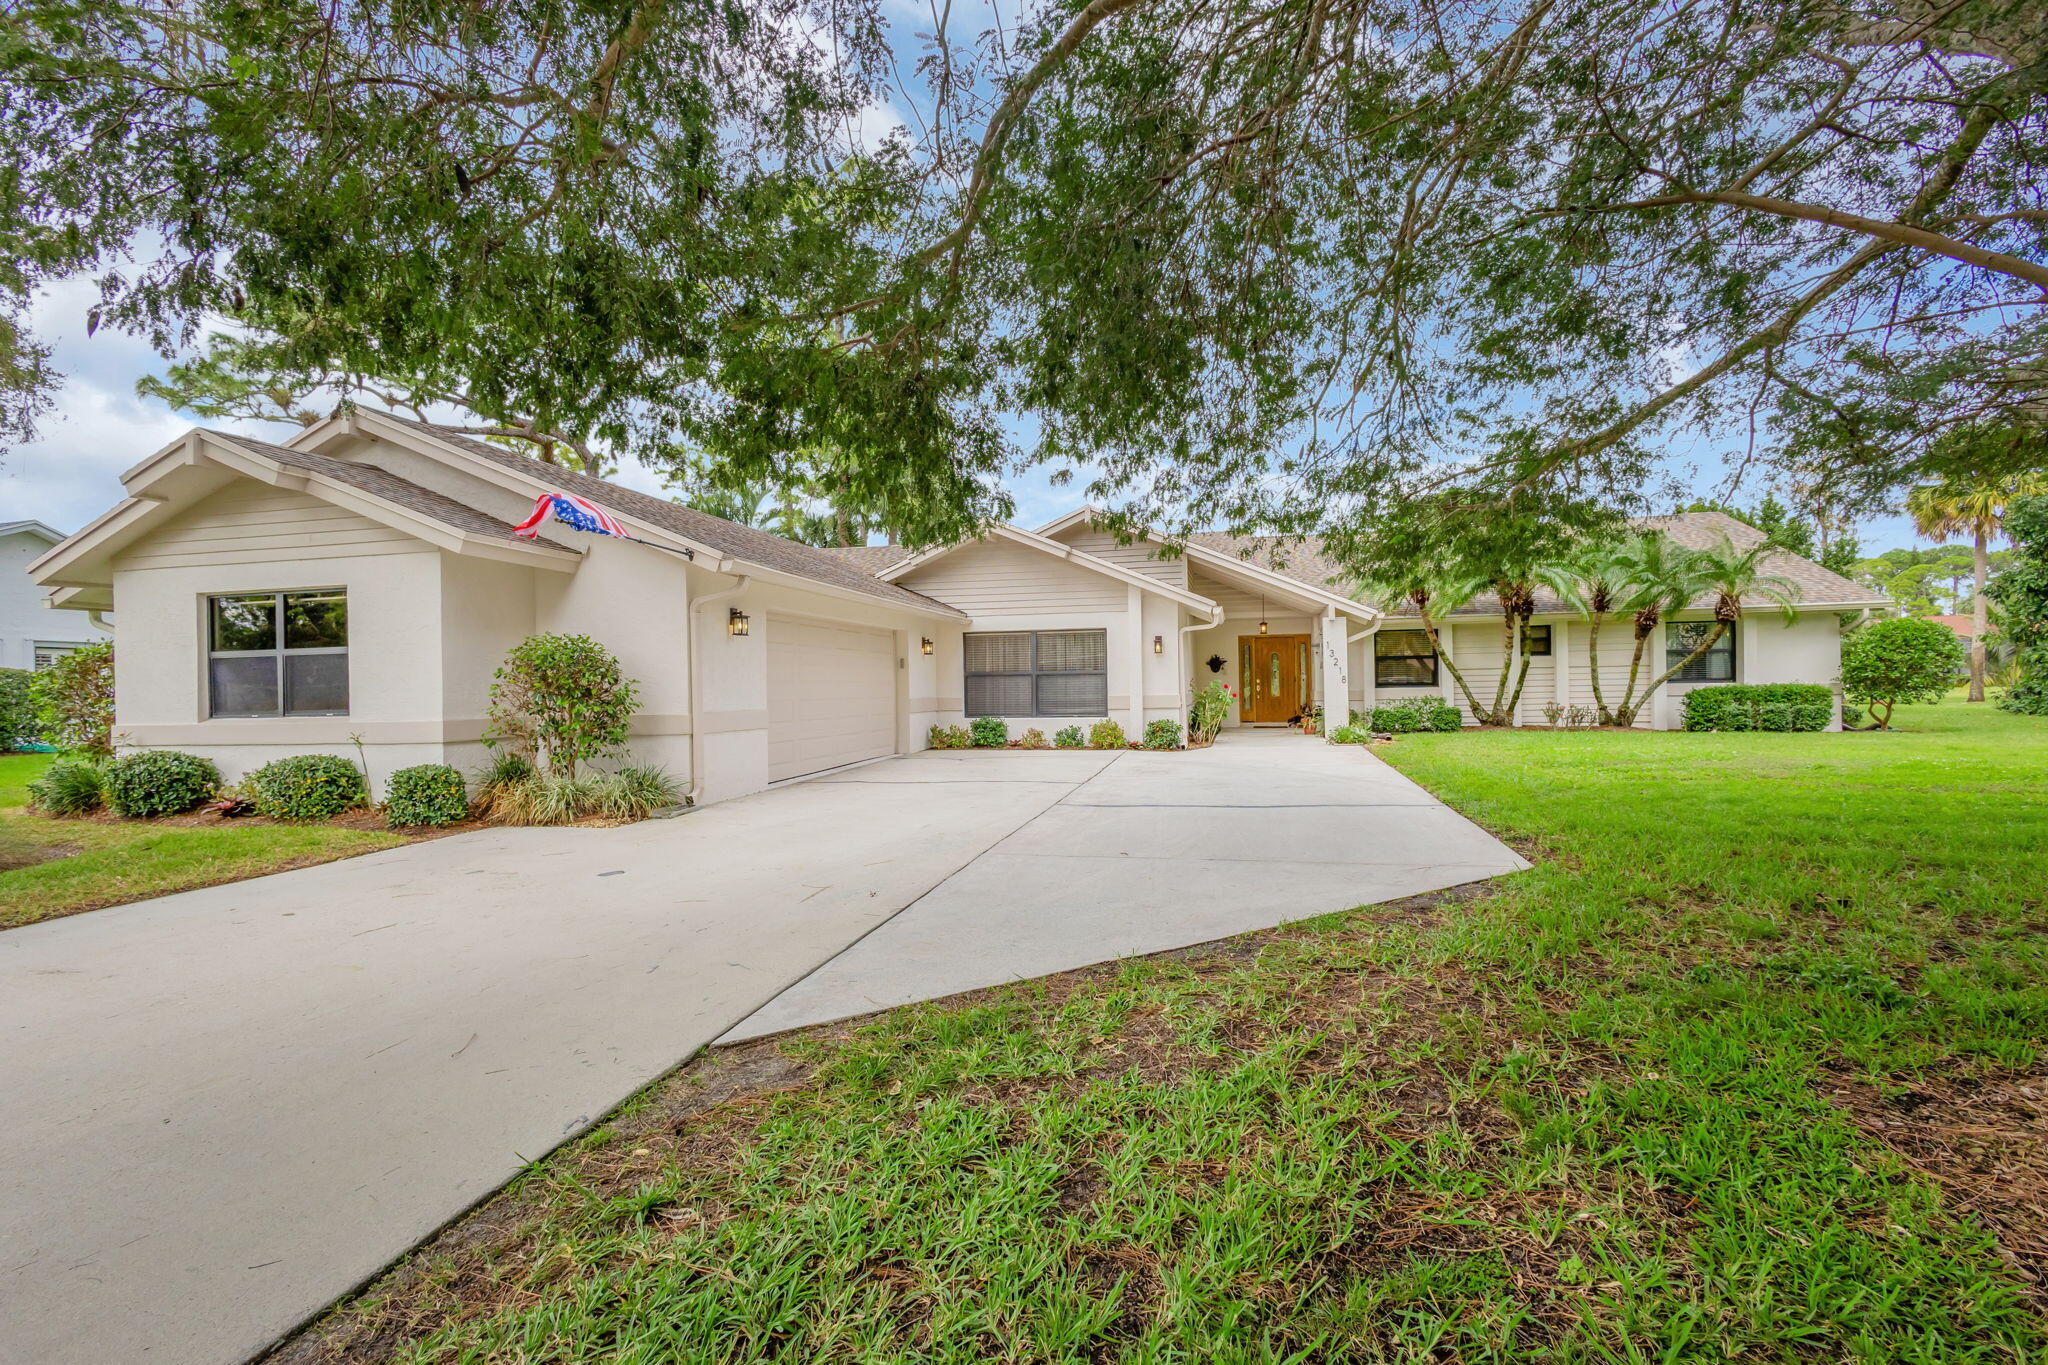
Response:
[29,428,582,597]
[1032,510,1378,621]
[0,519,67,545]
[876,522,1224,617]
[335,414,966,619]
[1064,510,1878,614]
[210,433,574,550]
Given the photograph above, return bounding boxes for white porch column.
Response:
[1318,608,1349,739]
[1126,584,1146,738]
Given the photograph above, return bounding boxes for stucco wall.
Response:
[109,538,447,789]
[2,528,109,672]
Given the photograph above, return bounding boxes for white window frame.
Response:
[207,589,351,718]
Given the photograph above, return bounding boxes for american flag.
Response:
[511,492,629,541]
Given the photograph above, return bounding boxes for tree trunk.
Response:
[1969,526,1988,703]
[1586,617,1611,724]
[1632,620,1732,710]
[1418,616,1484,722]
[1610,625,1657,727]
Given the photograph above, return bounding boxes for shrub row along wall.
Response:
[1680,684,1834,733]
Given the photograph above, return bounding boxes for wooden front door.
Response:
[1239,634,1312,723]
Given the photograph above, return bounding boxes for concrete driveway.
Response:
[0,730,1523,1365]
[723,728,1527,1041]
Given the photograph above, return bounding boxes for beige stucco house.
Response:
[29,412,1883,803]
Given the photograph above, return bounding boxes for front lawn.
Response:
[0,752,410,930]
[273,703,2047,1364]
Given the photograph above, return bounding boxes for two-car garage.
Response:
[764,617,899,783]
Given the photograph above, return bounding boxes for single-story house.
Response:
[29,413,1883,802]
[3,519,112,672]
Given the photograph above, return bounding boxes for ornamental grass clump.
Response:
[28,759,105,815]
[103,750,219,817]
[384,764,468,827]
[246,753,366,820]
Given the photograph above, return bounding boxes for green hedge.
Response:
[0,667,39,749]
[103,750,220,817]
[1680,684,1834,733]
[385,763,468,827]
[246,753,367,820]
[1365,698,1463,733]
[969,715,1008,747]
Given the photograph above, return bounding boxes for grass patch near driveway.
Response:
[271,704,2048,1365]
[0,752,410,930]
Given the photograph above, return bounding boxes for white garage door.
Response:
[766,618,898,782]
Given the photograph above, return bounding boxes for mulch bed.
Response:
[1824,1060,2048,1301]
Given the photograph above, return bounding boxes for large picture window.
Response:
[965,629,1108,717]
[1375,630,1439,687]
[1665,621,1735,683]
[208,590,349,717]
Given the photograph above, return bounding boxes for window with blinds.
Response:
[964,629,1108,717]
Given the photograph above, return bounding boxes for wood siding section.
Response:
[116,482,422,569]
[1563,621,1654,726]
[1053,527,1189,589]
[900,539,1123,615]
[1188,568,1271,619]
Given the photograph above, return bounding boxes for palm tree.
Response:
[1558,539,1642,725]
[1907,472,2048,702]
[1612,538,1799,725]
[1367,570,1490,724]
[1603,534,1716,728]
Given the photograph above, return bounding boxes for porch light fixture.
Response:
[1153,635,1164,655]
[1258,595,1269,634]
[920,636,934,656]
[727,607,750,637]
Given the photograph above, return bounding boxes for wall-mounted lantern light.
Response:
[1257,595,1269,634]
[1152,635,1164,655]
[727,607,750,637]
[920,637,934,656]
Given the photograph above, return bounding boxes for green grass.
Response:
[290,703,2048,1364]
[0,751,408,929]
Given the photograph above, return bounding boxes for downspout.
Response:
[684,565,749,807]
[88,611,114,634]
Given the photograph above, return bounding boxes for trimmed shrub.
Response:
[484,634,639,777]
[1989,494,2048,715]
[385,764,468,827]
[1841,618,1964,728]
[1369,698,1461,733]
[0,667,39,750]
[28,759,105,815]
[246,753,366,820]
[31,641,114,756]
[1330,724,1372,744]
[927,724,972,750]
[1087,719,1127,749]
[969,715,1008,748]
[1054,725,1085,748]
[1018,728,1051,749]
[1142,719,1182,750]
[1680,683,1835,733]
[103,749,219,817]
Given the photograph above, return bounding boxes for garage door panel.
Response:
[767,619,896,782]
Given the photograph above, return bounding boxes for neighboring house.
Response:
[2,519,112,673]
[1927,613,1977,643]
[28,414,1883,804]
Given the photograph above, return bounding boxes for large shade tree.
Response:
[1,0,2041,545]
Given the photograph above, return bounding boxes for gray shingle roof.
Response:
[814,543,913,574]
[374,418,965,617]
[210,432,573,551]
[1171,513,1877,614]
